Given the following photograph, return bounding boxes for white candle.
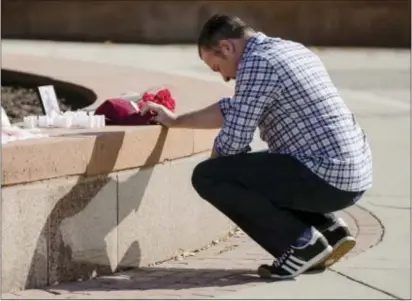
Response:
[38,116,50,128]
[23,116,37,129]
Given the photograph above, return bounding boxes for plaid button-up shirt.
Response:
[215,32,372,192]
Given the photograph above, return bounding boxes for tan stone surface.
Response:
[2,127,213,186]
[167,154,232,251]
[1,174,120,292]
[117,153,231,268]
[46,175,118,285]
[2,183,50,292]
[117,163,172,268]
[194,129,219,154]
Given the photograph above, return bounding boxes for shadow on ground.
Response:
[44,267,298,294]
[42,266,327,295]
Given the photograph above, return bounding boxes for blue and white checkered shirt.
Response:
[215,32,372,192]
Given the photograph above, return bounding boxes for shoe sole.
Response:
[257,245,333,279]
[313,237,356,269]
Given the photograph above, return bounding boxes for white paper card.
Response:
[37,85,62,116]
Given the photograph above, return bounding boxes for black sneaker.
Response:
[257,227,332,279]
[311,218,356,269]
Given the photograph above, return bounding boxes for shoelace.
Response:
[273,247,294,267]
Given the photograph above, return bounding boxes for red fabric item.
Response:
[95,89,176,126]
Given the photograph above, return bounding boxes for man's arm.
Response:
[214,56,278,156]
[172,102,225,129]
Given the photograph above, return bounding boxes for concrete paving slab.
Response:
[332,199,411,300]
[331,73,410,300]
[217,270,394,299]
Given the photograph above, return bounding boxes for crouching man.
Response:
[141,14,372,279]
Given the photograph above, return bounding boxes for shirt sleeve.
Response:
[218,97,232,117]
[214,56,279,156]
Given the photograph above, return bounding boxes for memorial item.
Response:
[2,106,11,128]
[95,88,176,126]
[1,106,48,145]
[27,85,105,129]
[37,85,62,116]
[23,111,106,129]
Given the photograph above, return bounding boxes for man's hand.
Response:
[141,101,224,129]
[140,101,177,127]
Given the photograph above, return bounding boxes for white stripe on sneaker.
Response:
[289,255,306,265]
[282,263,297,274]
[285,259,302,270]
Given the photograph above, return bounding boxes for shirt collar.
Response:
[236,32,267,77]
[241,32,267,58]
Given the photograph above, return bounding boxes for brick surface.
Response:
[9,205,383,299]
[1,293,20,300]
[5,289,58,299]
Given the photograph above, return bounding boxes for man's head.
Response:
[198,14,255,82]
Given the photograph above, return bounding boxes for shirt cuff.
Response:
[214,145,252,157]
[214,136,253,157]
[218,97,232,117]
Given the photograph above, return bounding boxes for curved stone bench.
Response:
[1,55,232,293]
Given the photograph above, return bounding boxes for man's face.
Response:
[200,40,239,83]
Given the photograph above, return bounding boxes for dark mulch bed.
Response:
[1,86,71,123]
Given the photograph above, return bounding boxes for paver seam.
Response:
[329,269,402,300]
[356,203,386,245]
[343,204,385,257]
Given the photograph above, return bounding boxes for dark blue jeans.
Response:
[191,152,364,257]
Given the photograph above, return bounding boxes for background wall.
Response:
[1,0,410,47]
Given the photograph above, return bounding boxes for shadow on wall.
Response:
[25,128,169,288]
[1,69,97,110]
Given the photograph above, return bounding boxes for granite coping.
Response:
[2,126,218,187]
[2,54,228,186]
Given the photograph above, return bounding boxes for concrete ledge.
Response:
[1,55,231,293]
[2,126,218,186]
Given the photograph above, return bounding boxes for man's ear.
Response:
[219,40,235,55]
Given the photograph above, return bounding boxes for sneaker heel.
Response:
[324,237,356,267]
[257,265,273,279]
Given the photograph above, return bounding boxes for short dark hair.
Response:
[197,14,254,56]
